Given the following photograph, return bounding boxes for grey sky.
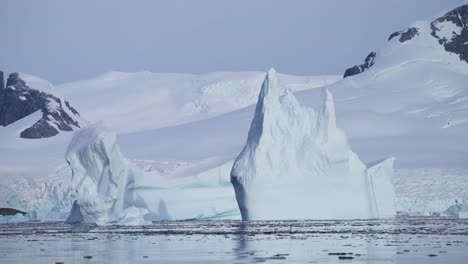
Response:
[0,0,464,84]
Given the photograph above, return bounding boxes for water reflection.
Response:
[0,219,467,264]
[233,221,251,263]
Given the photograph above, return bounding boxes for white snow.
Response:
[58,71,340,133]
[20,73,56,93]
[432,20,463,42]
[230,69,396,220]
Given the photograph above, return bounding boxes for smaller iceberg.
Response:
[445,198,468,218]
[231,68,396,220]
[65,123,149,224]
[65,123,240,223]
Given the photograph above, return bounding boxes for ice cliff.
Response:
[65,123,150,224]
[231,69,396,220]
[64,123,239,224]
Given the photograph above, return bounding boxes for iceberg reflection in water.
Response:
[0,218,467,264]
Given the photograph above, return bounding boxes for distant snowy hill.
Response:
[58,71,340,133]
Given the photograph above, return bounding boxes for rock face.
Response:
[388,27,420,42]
[230,69,396,220]
[343,52,376,78]
[0,71,4,90]
[0,72,81,139]
[0,208,26,216]
[431,4,468,63]
[65,123,149,224]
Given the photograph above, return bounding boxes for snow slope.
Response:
[58,71,340,133]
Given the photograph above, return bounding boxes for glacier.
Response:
[231,69,396,220]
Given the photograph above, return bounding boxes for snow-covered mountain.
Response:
[1,3,468,221]
[0,71,83,139]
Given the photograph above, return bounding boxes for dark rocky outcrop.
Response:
[431,4,468,63]
[0,208,26,216]
[0,72,81,139]
[388,27,420,42]
[343,52,376,78]
[0,71,4,90]
[6,72,27,87]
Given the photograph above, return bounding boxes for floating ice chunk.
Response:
[65,122,148,224]
[100,206,151,226]
[65,200,83,224]
[231,69,396,220]
[459,211,468,219]
[445,198,468,218]
[0,213,29,223]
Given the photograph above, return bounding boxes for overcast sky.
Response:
[0,0,464,84]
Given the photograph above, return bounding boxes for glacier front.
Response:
[231,69,396,220]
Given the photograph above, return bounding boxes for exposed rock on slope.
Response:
[230,69,396,220]
[388,27,420,42]
[431,4,468,63]
[0,72,82,139]
[344,3,468,78]
[343,52,376,78]
[0,71,4,90]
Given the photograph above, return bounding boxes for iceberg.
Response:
[65,123,149,224]
[366,158,397,218]
[64,123,240,224]
[0,213,29,223]
[231,69,396,220]
[445,198,468,218]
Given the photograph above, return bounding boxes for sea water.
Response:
[0,218,467,263]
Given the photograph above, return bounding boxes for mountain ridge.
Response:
[0,71,82,139]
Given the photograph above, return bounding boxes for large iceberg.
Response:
[65,122,240,224]
[231,69,396,220]
[65,123,150,224]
